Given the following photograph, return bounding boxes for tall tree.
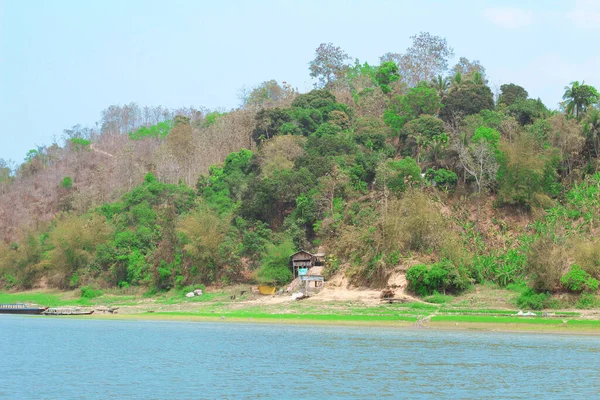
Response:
[397,32,454,87]
[498,83,528,107]
[431,75,450,97]
[563,81,600,119]
[243,80,295,107]
[375,61,400,94]
[309,43,351,88]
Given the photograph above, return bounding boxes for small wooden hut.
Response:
[290,250,313,279]
[290,250,327,279]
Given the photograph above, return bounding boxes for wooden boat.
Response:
[0,303,48,315]
[43,307,95,316]
[258,285,277,295]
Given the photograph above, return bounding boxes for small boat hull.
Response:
[0,304,47,315]
[43,308,95,316]
[258,285,277,295]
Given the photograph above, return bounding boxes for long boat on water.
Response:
[0,303,48,315]
[43,308,94,316]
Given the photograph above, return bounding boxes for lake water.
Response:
[1,316,599,399]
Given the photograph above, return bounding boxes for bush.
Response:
[377,157,422,194]
[406,259,470,297]
[576,293,599,309]
[256,239,295,285]
[425,168,457,189]
[424,292,454,304]
[61,176,73,189]
[80,285,103,299]
[560,265,599,292]
[515,288,550,310]
[1,273,17,289]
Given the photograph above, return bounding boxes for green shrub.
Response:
[70,138,91,149]
[406,264,429,296]
[61,176,73,189]
[471,250,526,287]
[560,265,599,292]
[406,259,470,296]
[80,285,103,299]
[424,292,453,304]
[129,121,172,140]
[256,239,295,285]
[1,273,17,289]
[425,168,458,189]
[576,293,599,309]
[515,288,550,310]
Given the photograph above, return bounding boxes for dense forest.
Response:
[1,32,599,308]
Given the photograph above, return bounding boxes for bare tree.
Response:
[381,32,454,87]
[309,43,352,88]
[457,140,498,195]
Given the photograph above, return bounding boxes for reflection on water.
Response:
[1,317,599,399]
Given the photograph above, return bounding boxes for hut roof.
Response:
[290,250,313,258]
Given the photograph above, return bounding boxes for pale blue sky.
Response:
[1,0,599,163]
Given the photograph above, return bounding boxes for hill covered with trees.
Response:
[1,32,599,309]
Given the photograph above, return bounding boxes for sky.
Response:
[1,0,599,164]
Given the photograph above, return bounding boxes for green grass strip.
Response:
[431,315,574,325]
[150,311,418,322]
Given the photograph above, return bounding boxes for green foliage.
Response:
[576,293,600,309]
[400,115,446,161]
[1,273,17,289]
[256,239,295,285]
[425,168,457,189]
[70,138,91,149]
[376,157,422,194]
[406,259,471,296]
[472,126,500,147]
[202,112,226,127]
[470,250,526,287]
[253,107,292,143]
[61,176,73,189]
[562,81,599,119]
[506,98,547,125]
[80,285,103,299]
[515,288,550,310]
[129,121,172,140]
[384,84,441,132]
[498,83,528,107]
[375,61,400,94]
[439,84,494,122]
[291,89,336,110]
[560,265,599,293]
[314,122,341,137]
[424,292,454,304]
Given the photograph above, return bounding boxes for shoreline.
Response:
[3,289,600,335]
[66,311,600,335]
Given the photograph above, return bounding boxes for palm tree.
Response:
[563,81,599,120]
[432,75,449,97]
[470,71,484,85]
[563,81,581,118]
[449,72,463,91]
[583,108,600,157]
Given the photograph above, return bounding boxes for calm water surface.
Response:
[1,316,599,399]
